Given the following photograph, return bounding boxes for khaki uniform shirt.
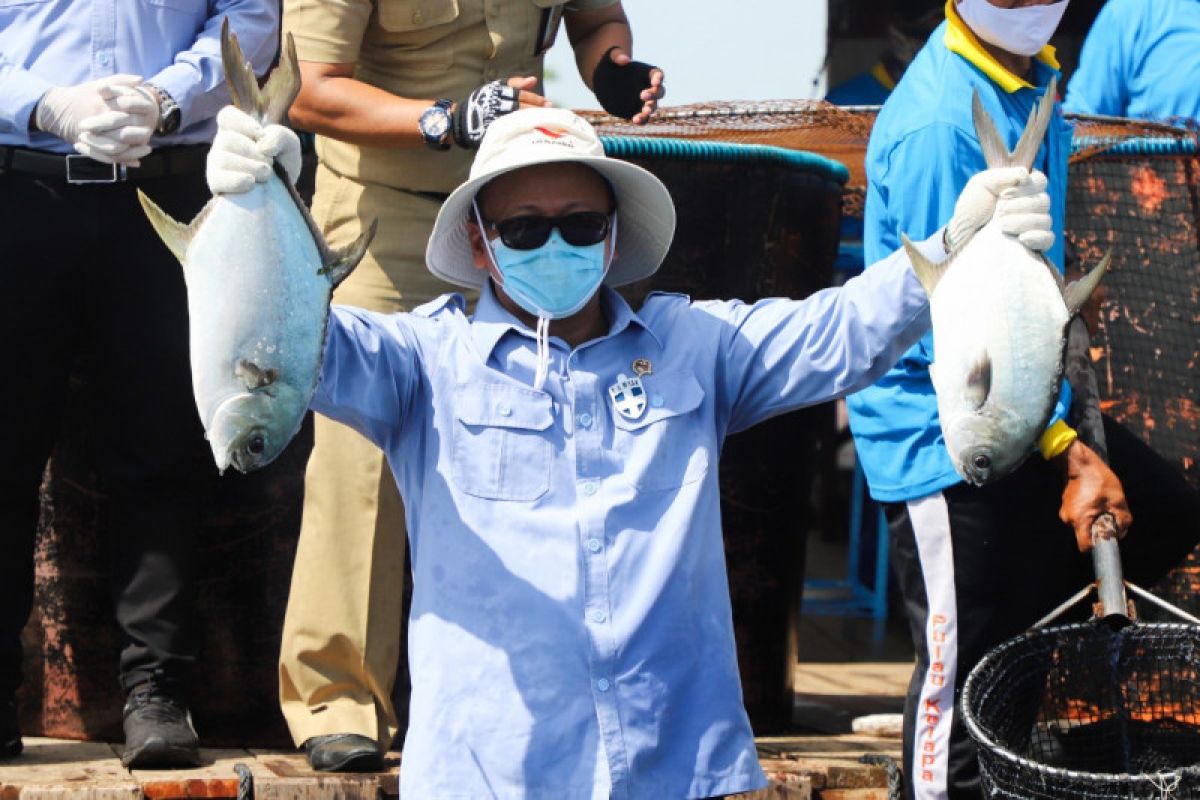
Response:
[284,0,616,193]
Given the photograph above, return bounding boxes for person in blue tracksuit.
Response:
[846,2,1200,798]
[1064,0,1200,123]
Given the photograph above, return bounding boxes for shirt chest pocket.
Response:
[610,371,711,493]
[375,0,459,70]
[452,383,553,502]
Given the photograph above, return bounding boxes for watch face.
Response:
[421,106,450,138]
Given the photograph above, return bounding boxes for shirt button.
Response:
[597,678,611,692]
[412,9,424,23]
[590,609,606,623]
[97,52,110,65]
[586,538,602,553]
[577,412,592,429]
[496,403,512,417]
[582,481,598,496]
[650,394,665,408]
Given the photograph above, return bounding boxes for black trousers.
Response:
[0,167,214,699]
[889,417,1200,800]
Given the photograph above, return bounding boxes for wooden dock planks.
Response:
[1,734,900,799]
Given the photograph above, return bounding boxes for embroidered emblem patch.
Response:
[608,373,647,420]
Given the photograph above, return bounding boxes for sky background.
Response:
[543,1,828,111]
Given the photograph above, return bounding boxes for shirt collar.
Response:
[469,280,661,361]
[943,0,1060,94]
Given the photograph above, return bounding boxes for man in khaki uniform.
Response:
[281,0,664,772]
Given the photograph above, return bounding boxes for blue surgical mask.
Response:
[476,203,615,320]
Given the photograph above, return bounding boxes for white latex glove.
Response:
[994,170,1054,252]
[946,166,1055,252]
[74,85,159,166]
[34,74,144,146]
[206,106,302,195]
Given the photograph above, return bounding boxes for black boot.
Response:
[304,733,383,772]
[121,681,200,768]
[1,697,20,759]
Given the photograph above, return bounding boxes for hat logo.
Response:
[534,126,568,139]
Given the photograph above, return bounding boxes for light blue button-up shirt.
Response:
[311,236,939,800]
[0,0,278,151]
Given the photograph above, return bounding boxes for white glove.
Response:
[74,84,159,166]
[945,166,1054,253]
[206,106,302,195]
[994,170,1054,252]
[34,74,144,146]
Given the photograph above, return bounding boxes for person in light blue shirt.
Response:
[205,104,1054,798]
[0,0,277,769]
[1064,0,1200,123]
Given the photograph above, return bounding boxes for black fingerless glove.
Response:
[452,80,520,149]
[592,46,656,120]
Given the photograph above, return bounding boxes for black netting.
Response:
[963,622,1200,799]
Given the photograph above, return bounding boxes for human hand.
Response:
[35,74,144,146]
[1057,439,1132,552]
[592,46,663,124]
[206,106,302,195]
[451,78,548,149]
[946,167,1053,252]
[74,84,159,166]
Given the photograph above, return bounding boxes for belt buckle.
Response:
[65,154,126,185]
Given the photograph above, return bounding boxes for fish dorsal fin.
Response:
[137,189,210,266]
[236,359,278,390]
[1063,249,1112,316]
[971,76,1058,170]
[221,19,300,126]
[901,233,952,296]
[965,352,992,410]
[270,161,376,288]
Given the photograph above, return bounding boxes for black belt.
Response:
[0,144,208,184]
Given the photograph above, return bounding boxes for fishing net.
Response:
[961,621,1200,799]
[591,103,1200,613]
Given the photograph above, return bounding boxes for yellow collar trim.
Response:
[871,61,896,92]
[943,0,1059,94]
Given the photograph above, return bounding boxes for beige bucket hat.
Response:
[426,107,676,289]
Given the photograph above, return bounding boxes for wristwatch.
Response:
[143,83,181,135]
[418,99,454,151]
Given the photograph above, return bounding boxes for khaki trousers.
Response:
[279,165,454,747]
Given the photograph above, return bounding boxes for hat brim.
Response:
[426,154,676,289]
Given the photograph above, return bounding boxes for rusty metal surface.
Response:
[19,367,309,748]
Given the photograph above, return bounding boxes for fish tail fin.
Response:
[902,233,951,296]
[1063,248,1112,316]
[137,189,193,265]
[221,17,300,126]
[971,75,1058,170]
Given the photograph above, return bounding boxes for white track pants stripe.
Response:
[907,493,957,800]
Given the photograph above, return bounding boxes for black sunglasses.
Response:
[485,211,612,250]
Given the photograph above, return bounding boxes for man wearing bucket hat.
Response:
[206,105,1054,797]
[275,0,665,771]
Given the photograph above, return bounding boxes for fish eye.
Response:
[247,434,266,455]
[973,453,991,471]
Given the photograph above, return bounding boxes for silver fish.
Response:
[902,77,1109,486]
[138,21,375,473]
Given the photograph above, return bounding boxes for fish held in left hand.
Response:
[137,21,375,473]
